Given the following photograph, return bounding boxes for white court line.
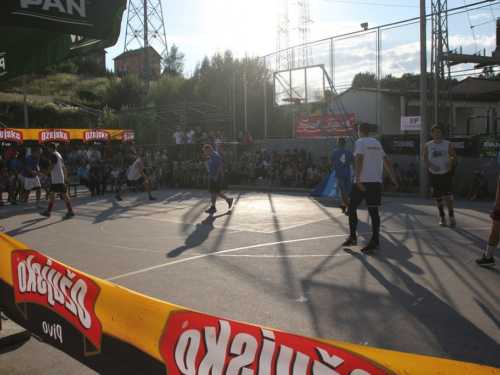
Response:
[106,234,348,281]
[105,226,491,282]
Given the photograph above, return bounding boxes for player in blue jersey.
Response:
[329,138,355,213]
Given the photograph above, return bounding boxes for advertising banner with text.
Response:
[0,7,123,82]
[0,0,126,40]
[1,234,498,375]
[0,128,135,148]
[296,114,356,138]
[379,135,478,156]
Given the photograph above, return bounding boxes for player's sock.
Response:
[66,202,73,212]
[438,206,445,217]
[486,244,496,258]
[449,209,454,217]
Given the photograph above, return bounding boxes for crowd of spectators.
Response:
[0,132,340,206]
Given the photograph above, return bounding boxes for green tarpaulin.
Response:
[0,0,126,40]
[0,9,123,82]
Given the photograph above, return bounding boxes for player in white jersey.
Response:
[423,124,458,227]
[342,122,398,254]
[39,142,75,219]
[115,152,156,201]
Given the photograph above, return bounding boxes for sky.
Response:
[105,0,498,77]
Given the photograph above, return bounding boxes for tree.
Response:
[351,72,377,89]
[163,44,186,76]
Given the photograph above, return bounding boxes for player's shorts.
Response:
[49,183,67,194]
[429,170,453,199]
[208,179,223,193]
[126,176,145,187]
[490,207,500,222]
[23,176,41,191]
[349,182,382,208]
[336,177,352,195]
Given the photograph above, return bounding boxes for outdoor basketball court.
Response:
[1,189,499,374]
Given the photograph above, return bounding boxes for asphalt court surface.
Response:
[1,189,500,374]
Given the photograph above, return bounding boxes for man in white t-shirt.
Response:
[172,126,183,161]
[342,122,398,253]
[423,123,458,227]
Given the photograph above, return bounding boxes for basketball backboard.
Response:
[273,65,326,107]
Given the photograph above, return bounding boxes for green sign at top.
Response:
[0,0,127,40]
[0,9,123,82]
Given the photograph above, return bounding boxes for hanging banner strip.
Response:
[0,233,498,375]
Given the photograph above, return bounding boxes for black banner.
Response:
[379,134,478,156]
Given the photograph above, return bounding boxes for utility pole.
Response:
[276,0,291,70]
[122,0,169,91]
[297,0,313,67]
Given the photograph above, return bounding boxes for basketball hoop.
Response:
[282,98,304,106]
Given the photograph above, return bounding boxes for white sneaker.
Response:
[35,203,46,209]
[22,204,30,211]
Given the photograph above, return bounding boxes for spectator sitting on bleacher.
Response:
[282,149,291,164]
[383,163,403,192]
[76,145,87,161]
[113,150,125,169]
[306,163,321,188]
[68,147,79,171]
[467,171,488,202]
[268,162,280,187]
[402,163,418,193]
[103,145,115,164]
[0,164,14,206]
[284,163,295,187]
[271,150,281,164]
[77,160,92,194]
[87,146,101,163]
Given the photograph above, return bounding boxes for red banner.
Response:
[296,114,356,138]
[0,128,23,143]
[161,312,389,375]
[83,130,111,144]
[12,251,103,350]
[122,131,135,143]
[38,129,71,144]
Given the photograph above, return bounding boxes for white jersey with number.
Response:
[354,137,386,183]
[425,139,451,175]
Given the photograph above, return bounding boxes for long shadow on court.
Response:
[167,212,231,258]
[342,249,500,368]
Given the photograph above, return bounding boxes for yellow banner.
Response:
[0,128,135,144]
[0,233,498,374]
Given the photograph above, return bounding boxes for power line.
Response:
[322,0,420,8]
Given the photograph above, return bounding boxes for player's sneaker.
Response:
[205,207,217,213]
[227,198,234,209]
[342,236,357,246]
[476,254,495,267]
[115,194,123,201]
[62,211,75,220]
[449,216,456,227]
[439,217,446,226]
[149,196,157,201]
[339,203,346,213]
[35,202,45,209]
[361,240,380,254]
[23,204,30,211]
[39,210,51,218]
